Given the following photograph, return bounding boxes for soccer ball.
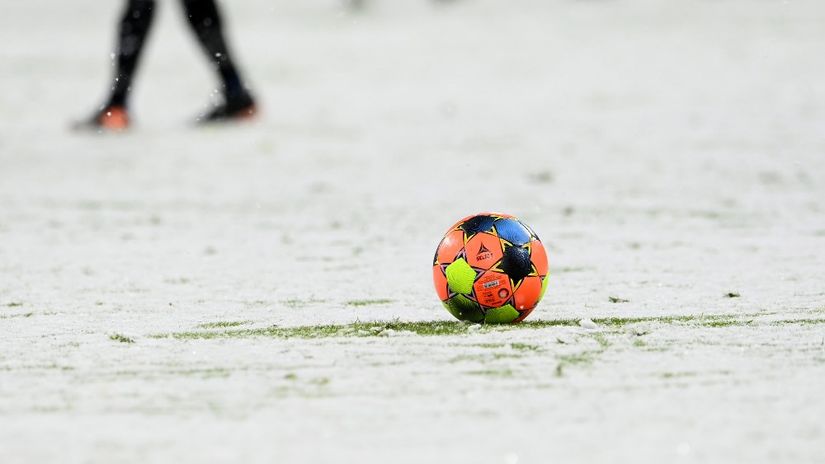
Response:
[432,213,549,324]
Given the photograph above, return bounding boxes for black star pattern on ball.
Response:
[459,215,496,238]
[497,243,533,286]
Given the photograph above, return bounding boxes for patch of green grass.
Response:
[555,350,603,377]
[662,370,731,379]
[555,333,612,377]
[522,320,581,328]
[558,351,599,366]
[608,296,630,303]
[109,333,135,344]
[5,302,23,307]
[449,354,486,363]
[450,347,528,362]
[110,367,231,379]
[0,363,74,372]
[0,312,33,319]
[510,343,541,351]
[346,299,395,307]
[661,371,698,379]
[159,320,473,340]
[282,298,326,309]
[167,368,230,378]
[197,320,252,329]
[153,313,794,341]
[774,318,825,326]
[593,333,610,348]
[309,377,330,386]
[702,318,746,328]
[158,319,585,340]
[632,338,647,348]
[491,353,523,360]
[725,292,741,298]
[592,314,755,327]
[467,369,513,377]
[470,343,506,349]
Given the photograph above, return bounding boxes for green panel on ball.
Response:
[443,294,485,323]
[445,258,475,295]
[484,304,520,324]
[539,275,549,300]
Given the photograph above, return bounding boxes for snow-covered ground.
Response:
[1,0,824,462]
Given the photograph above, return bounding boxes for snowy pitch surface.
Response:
[1,0,824,462]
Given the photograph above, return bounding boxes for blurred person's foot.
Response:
[73,105,130,132]
[196,91,257,125]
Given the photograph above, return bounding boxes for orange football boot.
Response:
[95,106,130,131]
[74,105,130,132]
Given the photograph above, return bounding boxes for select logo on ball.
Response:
[476,243,494,262]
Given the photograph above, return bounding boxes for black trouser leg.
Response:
[181,0,247,99]
[108,0,157,108]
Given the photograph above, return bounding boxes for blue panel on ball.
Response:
[494,218,532,246]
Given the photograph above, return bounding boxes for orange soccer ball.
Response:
[432,213,549,324]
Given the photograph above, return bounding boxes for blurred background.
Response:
[3,0,822,139]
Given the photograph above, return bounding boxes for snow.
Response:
[578,318,598,330]
[1,0,825,463]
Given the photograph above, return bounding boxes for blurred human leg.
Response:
[74,0,156,131]
[108,0,157,109]
[181,0,256,122]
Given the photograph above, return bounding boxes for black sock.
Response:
[108,0,157,108]
[182,0,249,101]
